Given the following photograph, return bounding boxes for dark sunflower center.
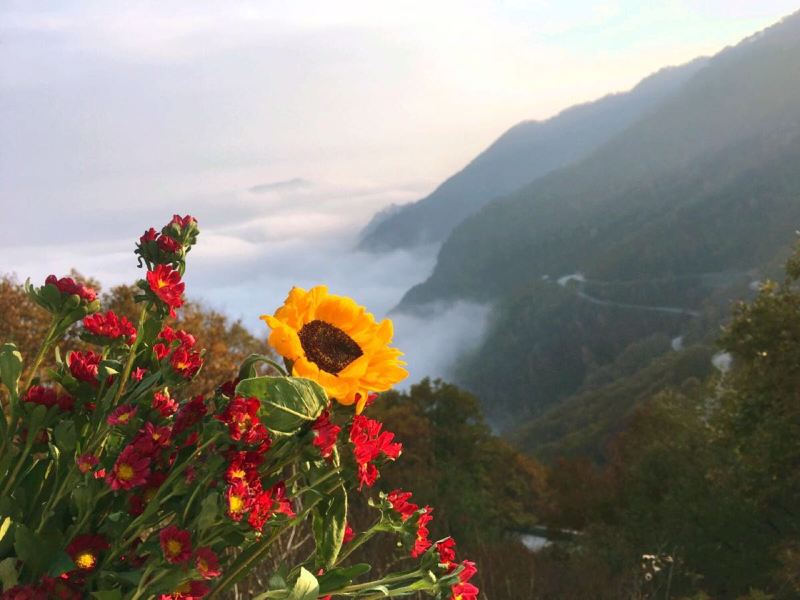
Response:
[298,319,363,375]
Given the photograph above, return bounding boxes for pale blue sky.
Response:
[3,1,797,214]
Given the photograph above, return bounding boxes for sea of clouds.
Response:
[1,174,490,387]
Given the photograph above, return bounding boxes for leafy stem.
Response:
[111,304,149,406]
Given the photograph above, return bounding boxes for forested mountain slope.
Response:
[396,12,800,430]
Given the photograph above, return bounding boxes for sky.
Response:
[1,0,798,383]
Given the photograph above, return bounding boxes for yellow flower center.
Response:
[75,551,96,570]
[157,279,169,289]
[166,539,183,557]
[230,468,246,481]
[298,319,363,374]
[118,413,131,423]
[198,558,208,572]
[118,463,134,481]
[229,494,244,513]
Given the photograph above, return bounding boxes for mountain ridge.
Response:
[357,58,708,252]
[386,10,800,438]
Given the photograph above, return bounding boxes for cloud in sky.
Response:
[1,0,797,384]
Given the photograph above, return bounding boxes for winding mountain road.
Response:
[555,273,702,318]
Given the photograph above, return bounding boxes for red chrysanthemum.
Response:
[170,347,203,379]
[3,576,83,600]
[83,311,136,344]
[107,404,137,426]
[226,481,251,522]
[128,471,167,516]
[171,214,197,229]
[272,481,295,518]
[411,507,433,558]
[458,560,478,583]
[173,396,207,435]
[158,580,209,600]
[131,367,147,381]
[45,275,96,302]
[159,326,196,348]
[387,489,419,522]
[24,385,74,412]
[450,582,479,600]
[159,525,192,564]
[140,228,159,244]
[66,534,109,571]
[152,389,179,417]
[343,524,355,544]
[154,343,170,361]
[75,453,99,474]
[216,396,269,446]
[311,410,341,459]
[224,450,263,485]
[195,547,221,579]
[436,538,457,571]
[146,264,185,317]
[158,235,182,253]
[349,415,402,489]
[67,350,102,385]
[247,482,295,530]
[134,422,171,453]
[105,445,150,490]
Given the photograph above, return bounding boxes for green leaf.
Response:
[238,353,284,380]
[138,312,163,347]
[110,570,143,586]
[312,484,348,569]
[98,360,121,380]
[356,585,389,597]
[13,524,57,575]
[91,591,123,600]
[54,420,77,452]
[47,551,75,577]
[0,343,23,400]
[235,376,327,435]
[289,567,319,600]
[40,283,62,310]
[269,566,289,590]
[72,485,93,521]
[24,404,48,446]
[0,557,18,591]
[318,564,371,594]
[197,492,219,533]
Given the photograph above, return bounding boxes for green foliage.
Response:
[455,280,699,427]
[538,242,800,598]
[511,341,713,461]
[312,484,348,569]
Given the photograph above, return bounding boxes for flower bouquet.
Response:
[0,215,478,599]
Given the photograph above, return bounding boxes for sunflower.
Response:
[260,286,408,413]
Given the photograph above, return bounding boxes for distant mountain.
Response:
[395,11,800,433]
[357,59,707,252]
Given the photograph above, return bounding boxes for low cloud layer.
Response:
[4,177,490,386]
